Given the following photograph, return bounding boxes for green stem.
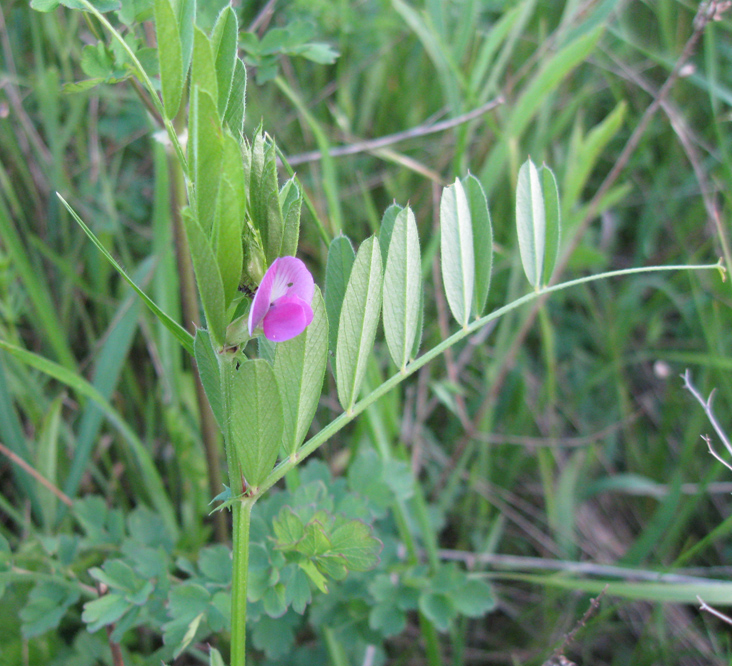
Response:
[259,261,722,495]
[230,498,254,666]
[77,0,188,172]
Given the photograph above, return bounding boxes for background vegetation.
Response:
[0,0,731,664]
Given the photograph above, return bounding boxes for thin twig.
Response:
[0,440,73,507]
[682,369,732,469]
[105,625,126,666]
[544,586,608,666]
[698,596,732,626]
[285,97,504,166]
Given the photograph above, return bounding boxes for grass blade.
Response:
[57,194,194,356]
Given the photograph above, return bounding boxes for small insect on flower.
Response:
[247,257,315,342]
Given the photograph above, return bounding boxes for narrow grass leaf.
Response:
[562,101,626,214]
[540,164,560,286]
[57,194,194,356]
[228,359,283,489]
[0,198,75,370]
[211,6,238,116]
[0,358,39,511]
[336,236,383,412]
[154,0,184,119]
[325,235,356,357]
[516,158,545,289]
[65,283,144,502]
[383,206,421,370]
[462,174,493,317]
[183,210,227,349]
[495,572,732,606]
[36,395,63,530]
[0,340,178,538]
[274,288,328,456]
[440,179,474,327]
[194,328,224,431]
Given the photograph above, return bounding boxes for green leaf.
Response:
[191,26,218,104]
[283,565,311,614]
[540,164,561,286]
[452,579,495,618]
[336,236,383,413]
[88,560,153,605]
[274,288,328,456]
[249,133,284,263]
[462,174,493,317]
[176,0,196,76]
[279,178,302,258]
[377,202,402,266]
[251,612,299,660]
[82,593,130,633]
[516,157,545,289]
[419,592,456,632]
[183,209,227,348]
[209,647,225,666]
[227,359,283,489]
[80,42,115,79]
[154,0,184,119]
[211,5,238,116]
[194,328,224,431]
[57,194,194,356]
[223,58,247,138]
[329,519,381,571]
[191,87,223,235]
[299,559,328,593]
[440,179,474,327]
[20,581,80,638]
[383,206,421,370]
[325,235,356,358]
[213,134,246,307]
[273,508,305,548]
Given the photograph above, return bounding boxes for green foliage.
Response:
[9,1,732,664]
[240,20,338,84]
[274,288,329,456]
[226,359,283,489]
[382,206,422,371]
[336,236,383,412]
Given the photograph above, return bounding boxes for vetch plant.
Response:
[1,2,725,666]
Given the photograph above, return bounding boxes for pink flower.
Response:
[247,257,315,342]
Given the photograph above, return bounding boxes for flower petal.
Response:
[262,296,314,342]
[269,256,315,304]
[248,260,278,336]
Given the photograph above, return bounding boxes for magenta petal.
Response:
[269,256,315,303]
[248,259,278,335]
[262,296,314,342]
